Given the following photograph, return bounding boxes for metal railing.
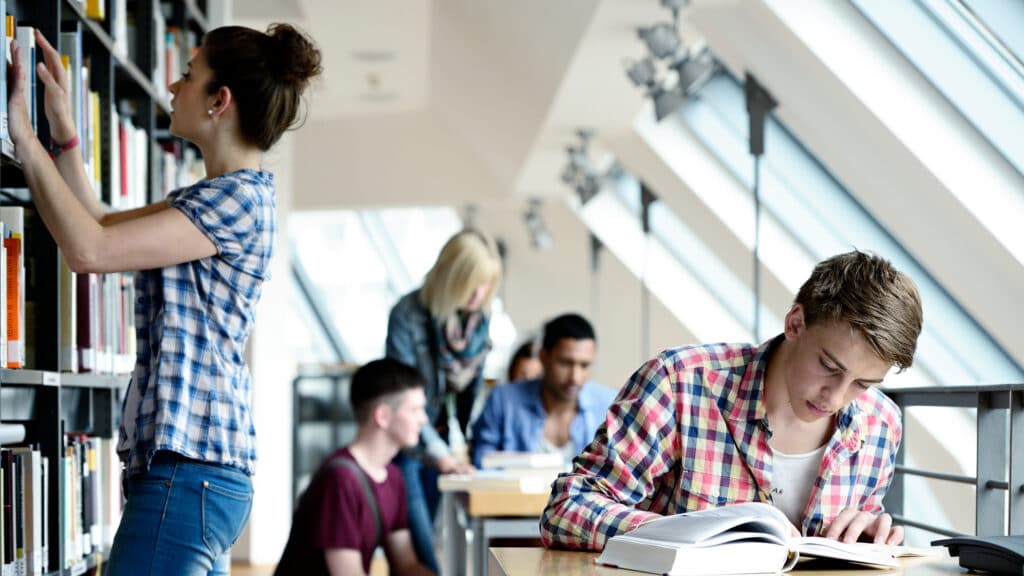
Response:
[882,384,1024,537]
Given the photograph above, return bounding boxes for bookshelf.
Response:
[0,0,208,574]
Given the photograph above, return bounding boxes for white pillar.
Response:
[234,131,298,565]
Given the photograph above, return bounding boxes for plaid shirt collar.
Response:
[724,334,865,429]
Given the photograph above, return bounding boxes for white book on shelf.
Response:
[59,251,77,373]
[38,457,47,573]
[1,0,8,144]
[14,26,35,129]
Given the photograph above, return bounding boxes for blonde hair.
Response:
[795,250,923,372]
[420,229,502,319]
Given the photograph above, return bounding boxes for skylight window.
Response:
[676,70,1023,386]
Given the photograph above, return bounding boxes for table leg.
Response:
[472,516,486,576]
[442,492,467,575]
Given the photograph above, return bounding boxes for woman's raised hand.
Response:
[33,29,77,144]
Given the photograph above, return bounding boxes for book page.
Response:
[846,542,949,558]
[794,536,900,568]
[627,502,790,545]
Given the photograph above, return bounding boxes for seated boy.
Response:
[540,250,922,550]
[471,313,615,468]
[275,359,434,576]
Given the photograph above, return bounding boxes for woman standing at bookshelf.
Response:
[385,229,502,572]
[7,24,321,576]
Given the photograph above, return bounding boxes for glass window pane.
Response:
[577,182,752,343]
[677,71,1024,386]
[852,0,1024,177]
[962,0,1024,64]
[290,208,462,364]
[611,172,781,333]
[287,275,340,366]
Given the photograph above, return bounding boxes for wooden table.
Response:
[487,547,967,576]
[439,475,552,576]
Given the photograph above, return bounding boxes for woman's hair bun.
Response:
[265,23,323,89]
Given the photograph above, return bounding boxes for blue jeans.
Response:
[395,452,440,574]
[106,451,253,576]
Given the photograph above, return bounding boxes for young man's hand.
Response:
[823,508,904,545]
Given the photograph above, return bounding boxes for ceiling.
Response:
[235,0,430,117]
[230,0,672,202]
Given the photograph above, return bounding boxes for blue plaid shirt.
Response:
[118,169,276,475]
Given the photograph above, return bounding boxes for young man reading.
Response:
[541,250,922,550]
[275,359,435,576]
[471,313,615,468]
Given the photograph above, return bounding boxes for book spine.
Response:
[0,207,24,368]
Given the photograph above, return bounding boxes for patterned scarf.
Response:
[435,310,490,393]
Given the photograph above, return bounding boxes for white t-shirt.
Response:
[539,436,579,465]
[770,444,828,528]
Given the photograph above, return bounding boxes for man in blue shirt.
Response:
[471,313,617,468]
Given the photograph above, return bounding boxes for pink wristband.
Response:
[48,134,80,158]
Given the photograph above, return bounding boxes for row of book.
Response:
[68,0,197,111]
[0,436,122,575]
[1,204,137,373]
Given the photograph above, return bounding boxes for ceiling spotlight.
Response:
[577,174,602,205]
[568,144,588,167]
[660,0,688,10]
[653,88,686,121]
[671,45,717,97]
[625,57,658,88]
[523,198,554,251]
[637,22,680,60]
[463,203,479,228]
[560,162,579,186]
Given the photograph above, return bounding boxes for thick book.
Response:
[481,451,566,470]
[595,502,905,575]
[437,468,559,494]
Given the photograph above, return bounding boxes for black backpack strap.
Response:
[326,456,384,547]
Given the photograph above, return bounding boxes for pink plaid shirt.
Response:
[540,337,903,550]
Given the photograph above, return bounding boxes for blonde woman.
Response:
[385,229,502,572]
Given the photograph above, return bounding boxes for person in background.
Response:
[8,24,321,575]
[541,250,923,550]
[471,313,615,468]
[385,228,502,572]
[275,359,434,576]
[507,338,544,383]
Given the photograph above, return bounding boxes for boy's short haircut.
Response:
[349,358,424,424]
[542,313,596,351]
[795,250,923,371]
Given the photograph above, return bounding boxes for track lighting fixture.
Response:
[624,1,716,121]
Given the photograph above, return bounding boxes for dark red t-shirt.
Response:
[274,447,409,575]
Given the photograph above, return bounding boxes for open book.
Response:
[595,502,910,575]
